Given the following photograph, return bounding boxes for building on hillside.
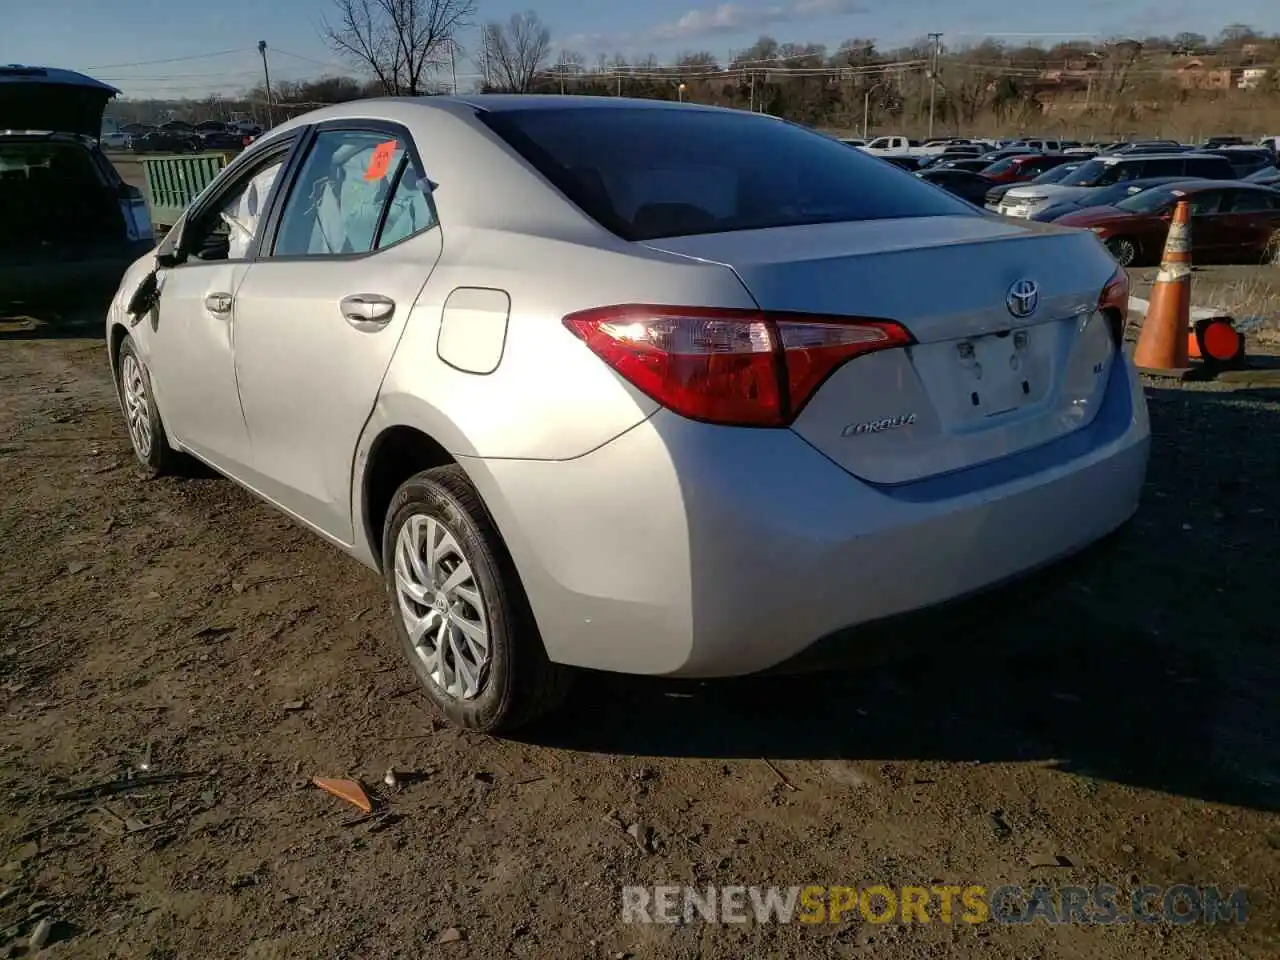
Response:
[1238,67,1270,90]
[1171,60,1237,90]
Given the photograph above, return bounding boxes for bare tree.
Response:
[322,0,475,96]
[482,11,552,93]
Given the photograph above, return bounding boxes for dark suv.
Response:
[0,65,154,309]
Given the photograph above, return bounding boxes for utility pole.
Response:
[449,39,458,95]
[927,32,942,139]
[257,40,274,127]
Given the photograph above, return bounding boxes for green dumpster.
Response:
[141,152,233,229]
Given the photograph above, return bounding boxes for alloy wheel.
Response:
[393,514,490,700]
[120,354,153,460]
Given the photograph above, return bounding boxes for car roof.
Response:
[1142,178,1270,193]
[0,64,119,94]
[1098,152,1225,164]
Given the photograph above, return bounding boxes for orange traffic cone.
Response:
[1133,198,1193,377]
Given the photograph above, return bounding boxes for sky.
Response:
[5,0,1280,99]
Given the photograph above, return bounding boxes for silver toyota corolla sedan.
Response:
[106,95,1150,732]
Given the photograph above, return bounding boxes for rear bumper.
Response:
[0,241,153,305]
[462,355,1150,678]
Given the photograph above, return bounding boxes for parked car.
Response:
[0,65,155,308]
[1244,165,1280,188]
[132,121,200,153]
[100,129,131,150]
[1104,140,1187,154]
[1206,147,1276,178]
[1029,176,1188,222]
[930,157,999,173]
[914,168,994,205]
[879,155,924,171]
[994,152,1236,219]
[105,96,1148,732]
[1055,180,1280,266]
[981,152,1077,185]
[984,161,1088,210]
[1008,138,1064,152]
[1203,136,1247,148]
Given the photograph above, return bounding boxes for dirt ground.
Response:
[2,306,1280,959]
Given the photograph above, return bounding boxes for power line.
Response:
[84,49,246,70]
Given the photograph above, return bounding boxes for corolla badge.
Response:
[1006,279,1039,318]
[842,413,917,438]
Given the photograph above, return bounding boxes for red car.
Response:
[1056,179,1280,266]
[981,152,1078,185]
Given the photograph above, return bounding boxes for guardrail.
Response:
[140,152,234,229]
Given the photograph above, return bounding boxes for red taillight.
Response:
[1099,265,1130,347]
[563,305,913,427]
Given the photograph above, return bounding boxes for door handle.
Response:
[340,294,396,330]
[204,292,233,316]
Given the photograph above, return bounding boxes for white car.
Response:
[105,95,1150,732]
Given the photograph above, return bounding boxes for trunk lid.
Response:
[0,65,119,139]
[644,216,1120,485]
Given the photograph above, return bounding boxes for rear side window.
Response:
[1186,157,1232,178]
[274,129,407,256]
[1226,190,1277,213]
[480,107,973,241]
[1142,158,1185,177]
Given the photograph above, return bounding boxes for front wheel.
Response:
[1264,231,1280,265]
[381,465,572,733]
[116,336,177,477]
[1106,236,1138,267]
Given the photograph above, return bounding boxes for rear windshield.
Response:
[479,107,973,241]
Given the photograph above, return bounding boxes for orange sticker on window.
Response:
[364,139,399,180]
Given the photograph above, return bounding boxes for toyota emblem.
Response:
[1006,279,1038,319]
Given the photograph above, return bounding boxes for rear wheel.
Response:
[1106,236,1138,267]
[381,465,572,733]
[116,336,177,477]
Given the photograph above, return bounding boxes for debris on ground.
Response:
[311,777,373,813]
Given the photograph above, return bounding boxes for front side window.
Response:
[182,156,285,263]
[273,129,408,257]
[1186,191,1223,216]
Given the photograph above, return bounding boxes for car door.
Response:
[1216,189,1279,261]
[144,139,294,474]
[229,122,443,543]
[1183,189,1228,260]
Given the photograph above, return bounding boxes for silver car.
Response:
[106,96,1150,732]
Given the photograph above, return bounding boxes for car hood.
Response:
[1054,206,1131,227]
[0,66,120,138]
[1003,184,1094,202]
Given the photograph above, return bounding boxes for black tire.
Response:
[115,335,177,478]
[1106,236,1138,267]
[381,465,572,733]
